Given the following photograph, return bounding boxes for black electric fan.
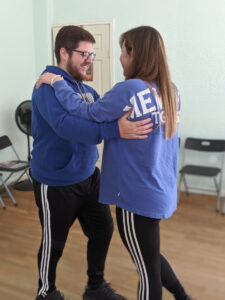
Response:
[15,100,33,191]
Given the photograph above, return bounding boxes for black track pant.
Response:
[116,207,188,300]
[32,168,114,297]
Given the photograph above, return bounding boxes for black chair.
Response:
[177,137,225,212]
[0,135,31,209]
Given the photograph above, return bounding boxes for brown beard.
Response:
[66,56,87,81]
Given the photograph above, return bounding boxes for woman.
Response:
[36,26,193,300]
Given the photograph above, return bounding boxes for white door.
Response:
[52,23,112,168]
[82,24,111,96]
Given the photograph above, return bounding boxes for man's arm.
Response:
[33,85,119,145]
[118,110,153,139]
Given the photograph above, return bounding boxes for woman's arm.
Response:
[36,72,133,123]
[36,72,154,139]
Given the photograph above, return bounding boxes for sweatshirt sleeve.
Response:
[33,84,119,144]
[52,80,131,122]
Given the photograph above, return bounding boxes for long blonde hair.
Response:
[120,26,177,139]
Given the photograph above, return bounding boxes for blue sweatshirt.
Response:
[31,65,119,186]
[51,78,180,219]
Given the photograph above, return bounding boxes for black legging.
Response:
[116,207,188,300]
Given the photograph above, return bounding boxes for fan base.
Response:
[14,179,33,191]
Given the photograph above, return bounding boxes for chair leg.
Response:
[0,196,6,209]
[213,177,221,212]
[213,177,219,193]
[177,174,183,204]
[25,169,33,184]
[222,199,225,215]
[0,177,17,206]
[216,194,221,213]
[182,175,190,195]
[216,188,222,213]
[13,169,27,187]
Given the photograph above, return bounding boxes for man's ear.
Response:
[59,48,69,62]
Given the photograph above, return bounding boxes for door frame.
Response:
[52,19,115,88]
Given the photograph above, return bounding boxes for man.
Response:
[31,25,152,300]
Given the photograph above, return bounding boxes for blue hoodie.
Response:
[49,78,180,219]
[31,65,119,186]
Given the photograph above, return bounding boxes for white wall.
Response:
[0,0,36,161]
[32,0,54,77]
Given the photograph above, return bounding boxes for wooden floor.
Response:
[0,190,225,300]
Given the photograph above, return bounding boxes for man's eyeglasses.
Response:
[72,49,96,61]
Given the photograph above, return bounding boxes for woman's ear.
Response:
[130,48,134,60]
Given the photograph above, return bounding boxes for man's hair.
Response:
[120,26,177,139]
[55,25,95,64]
